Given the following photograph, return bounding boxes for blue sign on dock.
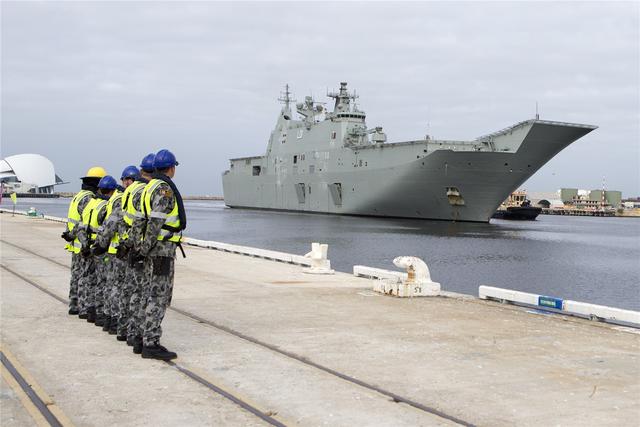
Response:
[538,295,563,310]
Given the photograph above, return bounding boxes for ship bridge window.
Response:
[331,131,337,139]
[252,166,261,176]
[293,155,298,164]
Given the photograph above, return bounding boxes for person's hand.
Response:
[61,231,74,242]
[116,245,129,259]
[91,245,107,256]
[128,251,145,268]
[80,246,91,258]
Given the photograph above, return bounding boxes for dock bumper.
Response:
[479,285,640,327]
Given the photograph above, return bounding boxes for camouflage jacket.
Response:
[95,196,123,249]
[137,181,178,258]
[67,192,94,240]
[128,186,148,251]
[77,199,108,250]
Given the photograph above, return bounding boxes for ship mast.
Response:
[327,82,358,112]
[278,84,294,112]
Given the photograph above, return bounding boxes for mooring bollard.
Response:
[303,243,334,274]
[373,256,441,297]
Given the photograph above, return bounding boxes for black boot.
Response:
[108,321,117,335]
[86,307,96,323]
[78,312,88,319]
[68,307,79,315]
[132,337,143,354]
[95,314,105,327]
[126,335,136,346]
[102,316,111,332]
[116,334,127,341]
[142,344,177,361]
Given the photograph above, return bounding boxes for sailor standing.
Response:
[61,167,106,316]
[136,149,186,360]
[93,166,139,336]
[77,176,116,324]
[121,154,155,351]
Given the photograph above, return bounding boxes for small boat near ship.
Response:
[492,190,542,220]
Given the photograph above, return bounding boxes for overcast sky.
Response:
[2,1,638,196]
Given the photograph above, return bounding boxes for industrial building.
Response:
[560,188,622,208]
[0,154,65,194]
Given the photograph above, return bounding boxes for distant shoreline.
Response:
[183,196,224,201]
[5,192,225,201]
[55,192,224,201]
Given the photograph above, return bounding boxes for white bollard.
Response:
[373,256,441,297]
[303,243,334,275]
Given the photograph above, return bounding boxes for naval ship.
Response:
[222,82,597,222]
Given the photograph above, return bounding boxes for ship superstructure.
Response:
[223,82,597,222]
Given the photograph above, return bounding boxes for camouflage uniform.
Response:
[126,255,152,339]
[96,196,124,320]
[69,253,82,310]
[107,256,126,319]
[121,181,151,338]
[94,254,110,317]
[67,193,93,312]
[76,254,96,314]
[76,201,108,315]
[137,181,179,347]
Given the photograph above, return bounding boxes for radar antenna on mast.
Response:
[278,84,296,111]
[327,82,358,112]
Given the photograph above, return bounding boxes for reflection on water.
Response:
[5,198,640,310]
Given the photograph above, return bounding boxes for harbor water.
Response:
[7,197,640,311]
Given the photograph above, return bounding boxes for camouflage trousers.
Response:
[142,256,175,346]
[68,253,81,310]
[104,255,126,319]
[77,255,96,314]
[124,257,152,338]
[94,255,110,317]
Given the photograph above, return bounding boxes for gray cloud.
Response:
[2,1,638,195]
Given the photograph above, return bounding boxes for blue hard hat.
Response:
[98,175,118,190]
[153,149,179,169]
[121,165,140,180]
[140,153,156,172]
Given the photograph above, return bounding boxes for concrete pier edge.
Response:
[2,212,639,426]
[2,207,638,330]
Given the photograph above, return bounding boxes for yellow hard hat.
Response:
[83,166,107,179]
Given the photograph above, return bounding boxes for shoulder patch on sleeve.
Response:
[160,188,173,198]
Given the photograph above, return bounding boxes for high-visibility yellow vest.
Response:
[66,190,93,253]
[142,179,181,243]
[82,198,108,243]
[121,181,147,227]
[105,190,123,254]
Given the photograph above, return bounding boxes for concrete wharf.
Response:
[1,214,639,426]
[540,208,617,217]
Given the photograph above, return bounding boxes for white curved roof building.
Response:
[0,154,64,194]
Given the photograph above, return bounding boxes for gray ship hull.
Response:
[223,120,596,222]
